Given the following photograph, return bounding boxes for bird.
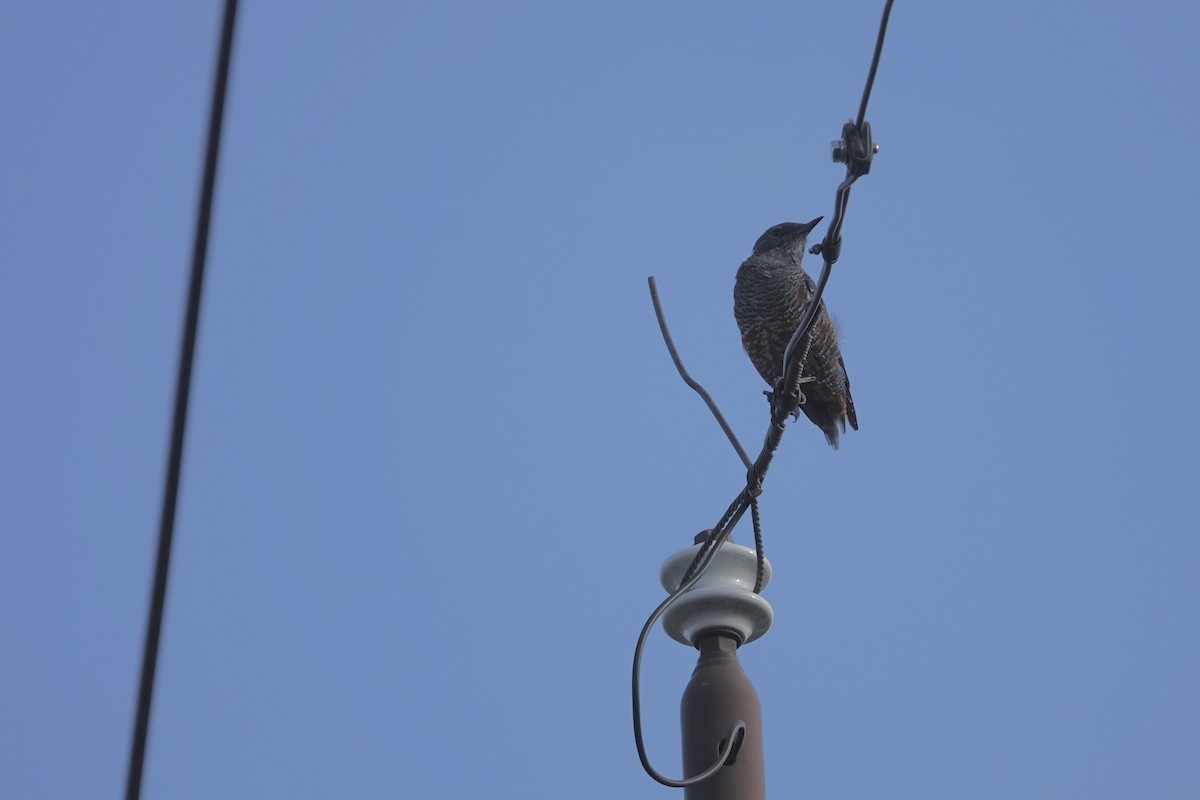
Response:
[734,217,858,448]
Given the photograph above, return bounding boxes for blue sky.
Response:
[3,2,1199,798]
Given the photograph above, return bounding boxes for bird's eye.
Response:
[770,226,785,237]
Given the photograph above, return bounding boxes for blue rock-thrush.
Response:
[734,217,858,448]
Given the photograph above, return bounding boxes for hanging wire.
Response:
[649,277,753,470]
[125,3,239,799]
[649,277,767,591]
[632,0,895,787]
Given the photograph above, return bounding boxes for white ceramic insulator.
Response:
[659,539,774,646]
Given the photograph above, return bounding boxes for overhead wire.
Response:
[124,2,240,799]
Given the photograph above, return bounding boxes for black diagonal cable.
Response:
[857,0,895,128]
[125,2,239,798]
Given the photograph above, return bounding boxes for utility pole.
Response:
[637,4,895,794]
[661,535,773,800]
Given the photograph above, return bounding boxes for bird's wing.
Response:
[839,355,859,431]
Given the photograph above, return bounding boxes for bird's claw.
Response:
[764,387,805,422]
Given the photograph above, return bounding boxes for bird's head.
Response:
[751,216,824,256]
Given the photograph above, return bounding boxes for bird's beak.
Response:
[801,216,824,234]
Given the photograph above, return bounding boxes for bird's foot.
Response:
[764,387,805,423]
[766,376,817,422]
